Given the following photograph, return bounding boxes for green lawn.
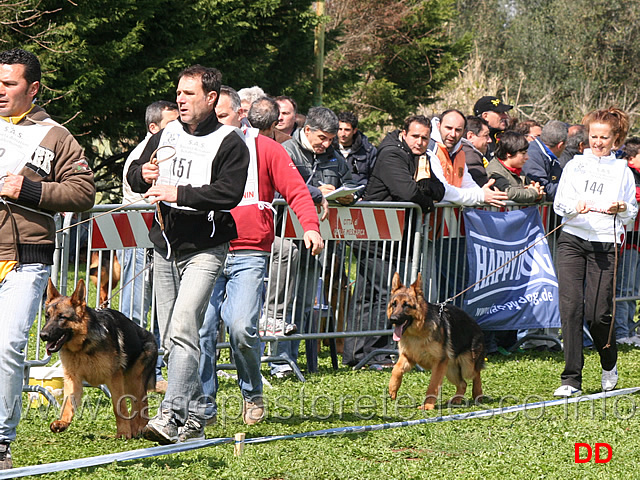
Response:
[12,344,640,479]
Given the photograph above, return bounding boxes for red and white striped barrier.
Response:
[89,205,407,249]
[284,206,406,241]
[90,211,154,250]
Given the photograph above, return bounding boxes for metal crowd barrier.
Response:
[258,200,424,377]
[24,199,640,396]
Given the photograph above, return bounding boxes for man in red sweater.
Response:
[198,86,323,428]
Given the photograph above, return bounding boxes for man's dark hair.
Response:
[494,131,529,160]
[513,119,541,136]
[337,111,358,129]
[565,124,588,151]
[248,96,279,130]
[304,106,339,134]
[275,95,298,114]
[0,48,41,86]
[622,137,640,160]
[439,109,467,129]
[403,115,430,133]
[178,65,222,96]
[145,100,178,131]
[465,116,489,136]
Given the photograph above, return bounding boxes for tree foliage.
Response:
[1,0,318,200]
[455,0,640,126]
[322,0,471,138]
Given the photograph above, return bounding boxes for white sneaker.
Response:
[617,337,634,345]
[554,385,582,397]
[272,366,293,378]
[628,335,640,347]
[602,365,618,392]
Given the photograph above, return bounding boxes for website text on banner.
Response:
[462,207,561,331]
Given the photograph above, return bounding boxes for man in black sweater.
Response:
[128,65,249,445]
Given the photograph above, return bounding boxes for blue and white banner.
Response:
[463,207,560,330]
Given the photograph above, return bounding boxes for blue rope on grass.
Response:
[2,387,638,479]
[243,386,640,444]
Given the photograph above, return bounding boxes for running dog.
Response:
[387,272,484,410]
[40,279,157,438]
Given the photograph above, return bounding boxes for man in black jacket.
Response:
[333,111,377,193]
[128,65,249,445]
[364,115,444,210]
[343,115,445,367]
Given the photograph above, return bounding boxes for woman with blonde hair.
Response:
[553,107,638,397]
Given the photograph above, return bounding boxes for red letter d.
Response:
[595,443,612,464]
[575,443,592,463]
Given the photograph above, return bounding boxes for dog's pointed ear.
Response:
[46,279,61,304]
[391,272,403,292]
[411,273,424,298]
[71,279,87,307]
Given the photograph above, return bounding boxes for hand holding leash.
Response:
[608,201,627,214]
[142,145,176,184]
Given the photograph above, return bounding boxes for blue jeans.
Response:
[272,247,320,373]
[119,248,152,325]
[615,247,640,339]
[0,263,50,443]
[118,248,164,380]
[153,245,227,425]
[199,253,267,415]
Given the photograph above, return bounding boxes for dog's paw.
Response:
[418,403,436,411]
[50,420,70,433]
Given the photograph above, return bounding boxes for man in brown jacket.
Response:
[0,48,95,470]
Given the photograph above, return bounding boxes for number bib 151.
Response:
[156,121,241,211]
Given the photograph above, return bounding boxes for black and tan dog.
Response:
[387,272,484,410]
[40,279,157,438]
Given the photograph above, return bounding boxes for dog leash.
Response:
[94,260,153,310]
[56,145,176,234]
[441,212,622,350]
[441,221,564,307]
[604,213,619,349]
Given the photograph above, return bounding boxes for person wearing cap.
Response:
[473,95,513,159]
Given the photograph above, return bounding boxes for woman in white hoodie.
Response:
[553,107,638,397]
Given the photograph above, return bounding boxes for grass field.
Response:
[11,342,640,479]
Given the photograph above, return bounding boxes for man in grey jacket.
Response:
[270,107,352,376]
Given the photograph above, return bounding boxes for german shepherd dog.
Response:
[387,273,484,410]
[40,279,157,438]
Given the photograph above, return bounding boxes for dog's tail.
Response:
[141,336,158,392]
[472,333,486,372]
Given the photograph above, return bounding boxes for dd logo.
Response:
[574,443,612,464]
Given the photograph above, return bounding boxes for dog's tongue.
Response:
[393,324,404,342]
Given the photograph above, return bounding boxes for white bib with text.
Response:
[156,120,242,211]
[0,121,53,175]
[572,155,626,212]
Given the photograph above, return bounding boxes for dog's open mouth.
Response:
[45,332,70,355]
[392,321,408,342]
